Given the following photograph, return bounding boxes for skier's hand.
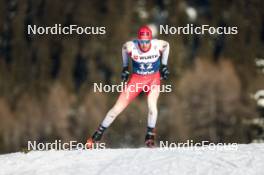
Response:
[121,66,130,81]
[160,65,169,80]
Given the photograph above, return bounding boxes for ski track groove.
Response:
[0,144,264,175]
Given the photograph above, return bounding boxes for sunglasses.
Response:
[138,40,150,44]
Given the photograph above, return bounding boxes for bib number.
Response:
[140,63,153,70]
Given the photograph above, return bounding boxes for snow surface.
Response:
[0,143,264,175]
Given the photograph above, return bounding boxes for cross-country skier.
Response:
[87,25,170,148]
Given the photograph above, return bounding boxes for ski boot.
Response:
[86,125,106,149]
[145,127,156,148]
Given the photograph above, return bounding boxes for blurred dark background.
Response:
[0,0,264,153]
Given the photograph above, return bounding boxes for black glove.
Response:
[121,66,130,81]
[160,65,169,80]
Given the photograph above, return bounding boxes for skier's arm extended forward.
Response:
[121,41,133,81]
[158,40,170,80]
[157,40,170,65]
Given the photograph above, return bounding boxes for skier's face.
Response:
[138,39,151,52]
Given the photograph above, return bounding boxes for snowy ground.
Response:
[0,143,264,175]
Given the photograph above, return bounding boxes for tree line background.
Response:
[0,0,264,153]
